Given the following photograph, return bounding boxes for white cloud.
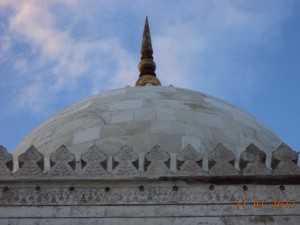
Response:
[154,22,206,88]
[16,83,48,113]
[0,35,11,62]
[0,0,296,114]
[1,0,137,113]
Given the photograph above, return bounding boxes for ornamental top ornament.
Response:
[135,17,161,86]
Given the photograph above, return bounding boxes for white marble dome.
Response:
[13,85,282,170]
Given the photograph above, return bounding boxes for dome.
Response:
[12,18,283,172]
[13,85,282,171]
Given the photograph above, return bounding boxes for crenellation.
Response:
[208,144,240,176]
[0,145,13,176]
[15,145,44,176]
[144,145,172,176]
[112,145,140,175]
[176,144,207,175]
[48,145,76,176]
[239,144,271,175]
[271,143,300,175]
[0,143,299,178]
[80,145,108,176]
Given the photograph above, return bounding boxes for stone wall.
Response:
[0,181,299,225]
[0,143,299,225]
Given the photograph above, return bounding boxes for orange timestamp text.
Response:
[235,200,296,209]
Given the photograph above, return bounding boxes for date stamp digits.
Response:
[235,200,296,209]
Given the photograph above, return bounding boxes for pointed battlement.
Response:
[1,143,299,181]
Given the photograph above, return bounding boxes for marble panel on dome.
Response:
[122,121,150,135]
[150,121,185,135]
[175,109,198,123]
[152,99,181,109]
[128,85,176,93]
[184,124,205,137]
[84,117,106,128]
[110,110,134,123]
[133,108,156,121]
[73,127,101,145]
[53,119,86,139]
[100,124,126,138]
[156,108,176,121]
[142,99,153,108]
[222,118,242,132]
[109,100,143,111]
[89,102,110,112]
[197,112,224,129]
[238,124,256,138]
[154,91,175,99]
[211,128,240,149]
[180,101,211,113]
[32,131,53,147]
[197,126,213,141]
[126,91,164,100]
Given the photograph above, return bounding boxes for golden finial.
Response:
[135,16,161,86]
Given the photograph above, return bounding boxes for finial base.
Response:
[135,75,161,86]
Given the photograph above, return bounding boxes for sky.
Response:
[0,0,299,154]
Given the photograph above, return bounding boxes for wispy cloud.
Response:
[151,0,294,104]
[0,0,296,115]
[1,0,137,113]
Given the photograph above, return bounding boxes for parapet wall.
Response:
[1,143,299,179]
[0,143,300,225]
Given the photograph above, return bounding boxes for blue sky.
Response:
[0,0,299,153]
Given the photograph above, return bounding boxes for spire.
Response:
[135,17,161,86]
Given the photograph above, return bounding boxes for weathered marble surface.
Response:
[1,217,300,225]
[1,143,299,225]
[1,182,298,205]
[13,86,282,171]
[0,180,299,225]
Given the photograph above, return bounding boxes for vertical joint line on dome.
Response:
[136,16,161,86]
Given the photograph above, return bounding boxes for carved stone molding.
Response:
[239,144,271,175]
[0,184,298,206]
[112,145,139,175]
[208,144,239,176]
[145,145,172,175]
[49,145,76,176]
[176,144,206,175]
[16,145,44,176]
[81,145,108,176]
[271,143,300,175]
[0,145,13,176]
